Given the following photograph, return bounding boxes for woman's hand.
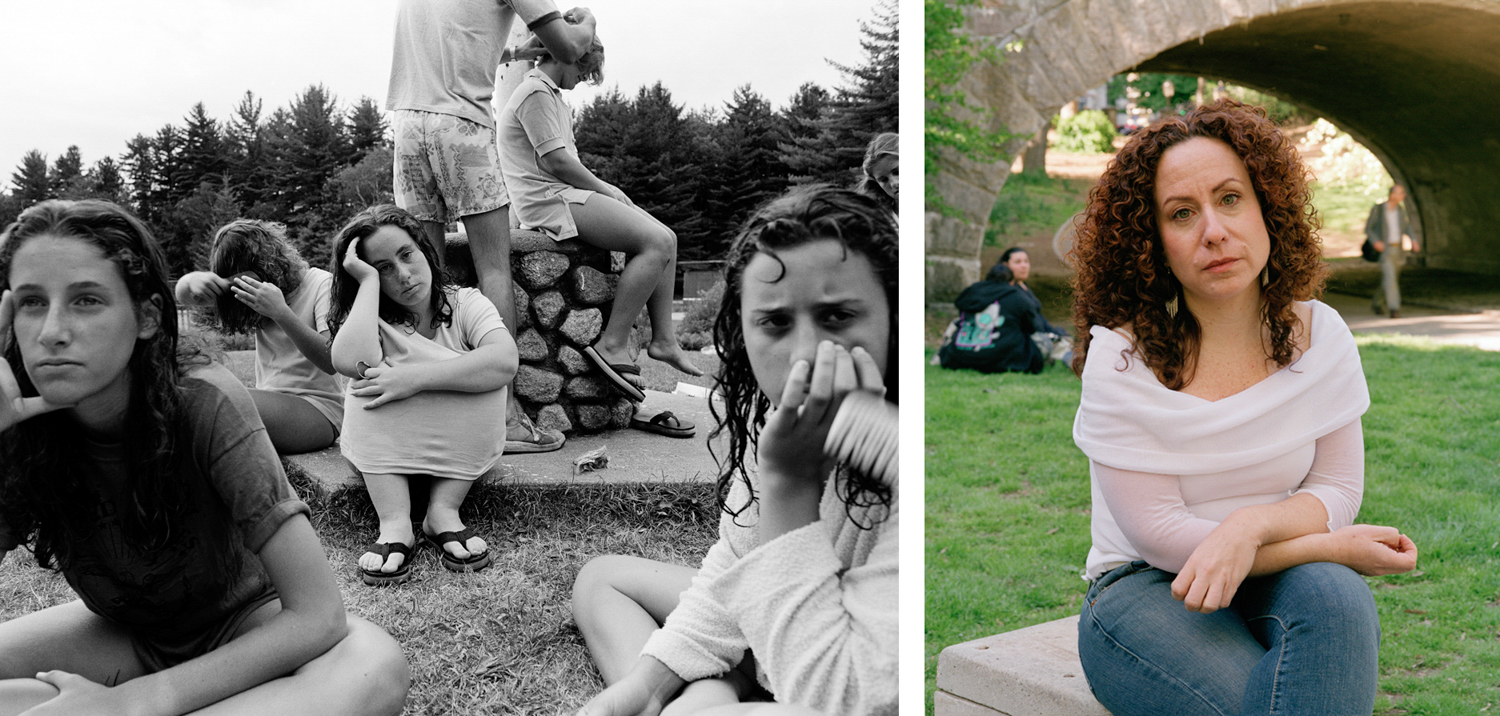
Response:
[576,657,682,716]
[0,291,72,431]
[229,274,295,324]
[20,671,116,716]
[350,364,424,409]
[757,342,885,489]
[1171,521,1260,614]
[342,238,379,284]
[1329,524,1418,576]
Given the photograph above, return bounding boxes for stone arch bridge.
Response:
[927,0,1500,299]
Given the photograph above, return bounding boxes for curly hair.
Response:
[1070,99,1326,388]
[327,204,454,338]
[539,36,605,85]
[710,185,897,529]
[0,200,228,577]
[854,132,899,214]
[208,219,309,334]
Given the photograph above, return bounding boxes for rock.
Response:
[570,265,616,306]
[534,403,572,433]
[576,403,613,430]
[516,251,570,290]
[564,376,611,400]
[611,397,636,428]
[512,284,532,330]
[557,345,592,375]
[515,329,549,362]
[513,365,563,403]
[560,308,603,347]
[610,251,627,273]
[532,290,566,329]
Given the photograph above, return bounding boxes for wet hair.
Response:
[327,204,453,337]
[0,199,228,576]
[1070,98,1326,388]
[710,185,897,529]
[854,132,899,214]
[985,262,1015,284]
[540,36,606,85]
[207,219,309,334]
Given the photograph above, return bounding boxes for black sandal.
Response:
[359,540,414,586]
[423,528,492,573]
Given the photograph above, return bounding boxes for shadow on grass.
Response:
[925,337,1500,716]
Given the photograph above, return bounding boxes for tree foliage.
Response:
[925,0,1012,214]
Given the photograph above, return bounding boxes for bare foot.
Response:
[648,341,705,377]
[359,524,415,574]
[422,515,486,560]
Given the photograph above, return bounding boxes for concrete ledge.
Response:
[935,616,1110,716]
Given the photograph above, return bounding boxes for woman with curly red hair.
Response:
[1069,99,1417,715]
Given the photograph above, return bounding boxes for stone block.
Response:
[511,229,567,254]
[516,250,570,290]
[927,257,979,303]
[610,251,627,273]
[442,235,478,288]
[557,344,592,375]
[936,616,1108,716]
[611,397,635,428]
[532,290,567,329]
[564,376,611,400]
[560,308,604,347]
[534,403,572,433]
[515,329,549,362]
[513,284,532,330]
[575,403,613,430]
[513,365,563,403]
[570,265,616,306]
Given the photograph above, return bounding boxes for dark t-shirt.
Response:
[0,363,309,656]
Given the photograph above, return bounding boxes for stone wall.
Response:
[445,230,637,435]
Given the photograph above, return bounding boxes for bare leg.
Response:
[193,617,409,716]
[419,220,447,270]
[422,477,485,561]
[570,197,699,376]
[458,207,516,330]
[357,473,415,575]
[249,390,337,455]
[0,600,146,716]
[689,705,822,716]
[0,679,57,716]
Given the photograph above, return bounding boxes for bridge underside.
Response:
[1138,2,1500,273]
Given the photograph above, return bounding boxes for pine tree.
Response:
[716,85,787,237]
[11,150,52,208]
[226,91,269,209]
[86,157,127,202]
[177,103,229,195]
[347,97,389,156]
[50,146,85,197]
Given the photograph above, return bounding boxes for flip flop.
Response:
[583,345,647,402]
[359,540,414,586]
[422,528,493,573]
[630,410,695,439]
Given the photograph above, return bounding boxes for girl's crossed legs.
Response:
[1078,561,1380,716]
[0,599,407,716]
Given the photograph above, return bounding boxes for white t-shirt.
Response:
[254,267,342,429]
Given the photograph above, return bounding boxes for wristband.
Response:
[356,361,373,380]
[526,11,562,31]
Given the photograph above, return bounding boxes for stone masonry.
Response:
[927,0,1500,300]
[444,230,637,436]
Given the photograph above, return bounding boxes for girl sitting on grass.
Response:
[571,186,899,716]
[175,220,341,454]
[498,32,702,403]
[328,204,517,586]
[0,200,408,716]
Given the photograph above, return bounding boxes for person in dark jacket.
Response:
[937,263,1045,374]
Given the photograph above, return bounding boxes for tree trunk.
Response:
[1021,120,1050,176]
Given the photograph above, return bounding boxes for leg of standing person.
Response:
[1235,562,1380,715]
[1384,247,1402,318]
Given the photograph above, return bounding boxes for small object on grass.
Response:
[574,446,609,475]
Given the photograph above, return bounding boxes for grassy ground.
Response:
[0,474,719,715]
[926,338,1500,715]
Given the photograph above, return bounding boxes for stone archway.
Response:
[926,0,1500,300]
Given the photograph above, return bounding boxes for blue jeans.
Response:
[1077,561,1380,716]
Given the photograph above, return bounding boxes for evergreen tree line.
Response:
[1,0,895,275]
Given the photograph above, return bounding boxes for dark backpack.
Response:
[1360,237,1380,262]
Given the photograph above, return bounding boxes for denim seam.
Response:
[1083,605,1233,716]
[1247,614,1288,715]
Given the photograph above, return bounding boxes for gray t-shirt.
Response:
[386,0,561,128]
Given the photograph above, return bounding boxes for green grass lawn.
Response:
[926,337,1500,715]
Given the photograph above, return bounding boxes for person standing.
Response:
[386,0,595,452]
[1366,185,1417,319]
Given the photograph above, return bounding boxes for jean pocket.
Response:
[1088,560,1153,606]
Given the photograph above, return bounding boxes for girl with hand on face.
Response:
[327,205,518,587]
[1069,100,1417,716]
[175,220,341,455]
[0,200,408,716]
[571,186,898,716]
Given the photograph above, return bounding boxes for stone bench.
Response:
[935,616,1110,716]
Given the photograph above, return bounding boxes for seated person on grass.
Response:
[571,186,898,716]
[328,205,517,587]
[176,219,342,455]
[0,200,408,716]
[497,30,702,422]
[936,262,1045,375]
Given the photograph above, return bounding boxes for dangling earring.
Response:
[1165,294,1178,319]
[1261,266,1270,288]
